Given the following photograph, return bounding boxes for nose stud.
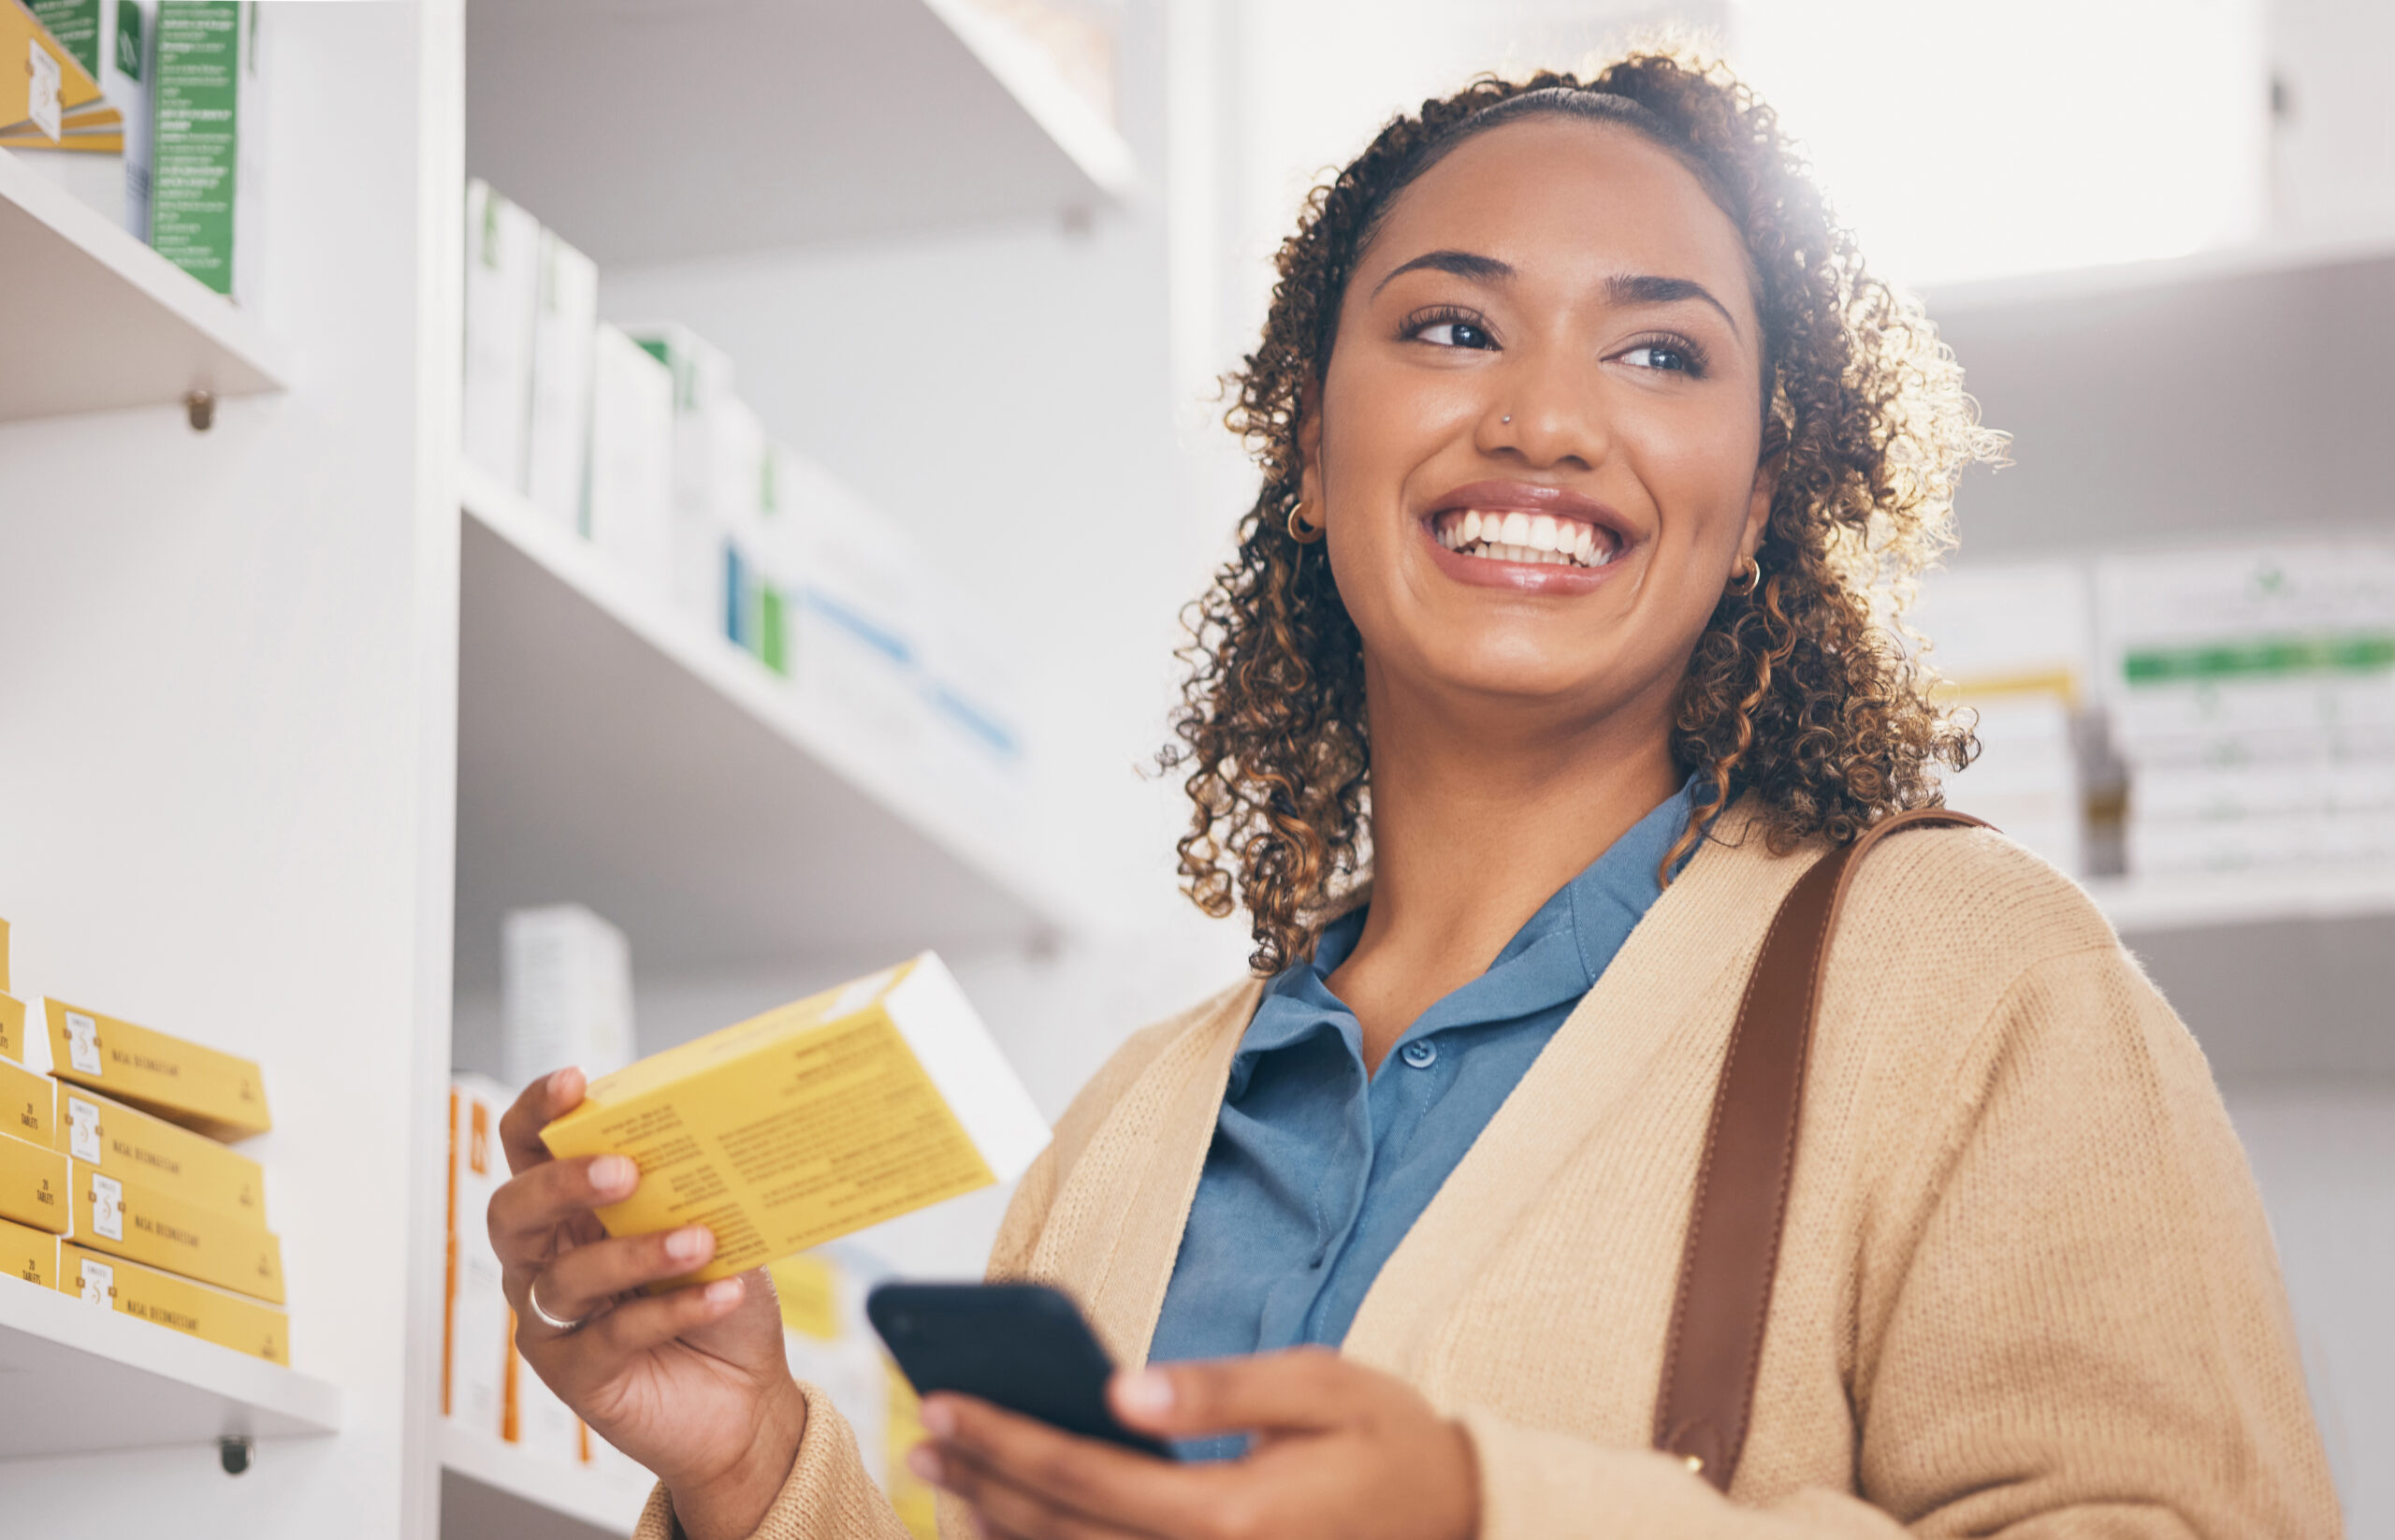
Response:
[1502,414,1512,424]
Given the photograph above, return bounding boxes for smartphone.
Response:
[866,1281,1176,1460]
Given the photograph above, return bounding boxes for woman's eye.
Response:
[1619,342,1695,373]
[1415,318,1494,350]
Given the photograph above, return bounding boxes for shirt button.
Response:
[1400,1040,1439,1069]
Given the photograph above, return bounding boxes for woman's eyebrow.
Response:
[1606,273,1740,338]
[1371,249,1516,297]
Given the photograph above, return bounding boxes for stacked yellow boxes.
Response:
[0,919,66,1294]
[0,918,287,1362]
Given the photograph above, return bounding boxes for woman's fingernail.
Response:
[665,1226,709,1263]
[704,1277,743,1307]
[907,1444,943,1484]
[589,1155,636,1194]
[548,1068,580,1097]
[1117,1369,1173,1417]
[919,1398,956,1437]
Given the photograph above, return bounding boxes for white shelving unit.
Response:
[456,469,1083,992]
[0,1278,341,1459]
[2089,861,2395,937]
[0,148,286,423]
[464,0,1135,266]
[438,1425,652,1539]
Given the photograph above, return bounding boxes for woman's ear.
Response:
[1296,389,1326,516]
[1740,450,1780,563]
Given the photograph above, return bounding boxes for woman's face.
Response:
[1303,116,1773,731]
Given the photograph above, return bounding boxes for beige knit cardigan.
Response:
[636,816,2342,1538]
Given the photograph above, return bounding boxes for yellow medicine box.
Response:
[2,1212,59,1287]
[56,1086,267,1225]
[2,1054,53,1145]
[0,990,26,1064]
[43,996,271,1141]
[0,1130,69,1233]
[60,1243,290,1365]
[67,1159,284,1304]
[542,952,1048,1286]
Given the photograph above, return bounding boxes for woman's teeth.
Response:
[1433,509,1613,567]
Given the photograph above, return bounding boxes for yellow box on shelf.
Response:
[42,996,271,1141]
[2,1212,60,1287]
[0,0,102,139]
[59,1242,290,1364]
[542,952,1048,1286]
[66,1158,283,1303]
[56,1085,266,1225]
[2,1054,54,1145]
[0,1129,70,1233]
[0,991,25,1064]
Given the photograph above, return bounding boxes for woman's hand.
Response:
[912,1346,1479,1540]
[489,1069,806,1540]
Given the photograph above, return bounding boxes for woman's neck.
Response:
[1327,670,1684,1071]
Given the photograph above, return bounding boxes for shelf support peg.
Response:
[186,390,217,432]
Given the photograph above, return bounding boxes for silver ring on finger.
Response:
[527,1275,588,1333]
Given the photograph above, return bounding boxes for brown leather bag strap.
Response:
[1653,807,1989,1492]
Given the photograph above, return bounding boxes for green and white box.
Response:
[462,179,539,491]
[622,323,741,628]
[150,0,265,300]
[585,323,675,594]
[524,226,598,530]
[9,0,154,235]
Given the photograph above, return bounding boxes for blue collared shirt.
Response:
[1147,784,1696,1450]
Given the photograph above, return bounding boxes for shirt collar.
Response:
[1241,778,1700,1058]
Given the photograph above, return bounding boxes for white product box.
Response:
[501,905,633,1091]
[462,179,539,490]
[524,226,598,530]
[1942,693,2083,875]
[507,1344,585,1464]
[584,322,675,589]
[1911,561,2095,696]
[619,323,744,631]
[6,0,153,235]
[444,1075,512,1438]
[2134,760,2395,823]
[2097,544,2395,764]
[783,458,928,754]
[147,0,266,303]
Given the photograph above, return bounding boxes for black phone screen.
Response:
[866,1282,1175,1460]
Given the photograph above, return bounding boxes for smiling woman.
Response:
[487,47,2339,1540]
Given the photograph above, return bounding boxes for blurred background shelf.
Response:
[455,468,1083,995]
[0,150,286,424]
[438,1426,650,1540]
[2089,860,2395,935]
[464,0,1137,268]
[0,1278,340,1459]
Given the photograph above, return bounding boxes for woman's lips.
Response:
[1415,481,1636,593]
[1417,515,1628,593]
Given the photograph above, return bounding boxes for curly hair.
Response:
[1163,49,2003,975]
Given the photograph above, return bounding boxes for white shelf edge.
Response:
[457,465,1091,940]
[1919,224,2395,314]
[922,0,1139,201]
[0,1271,341,1446]
[438,1422,654,1532]
[2087,860,2395,936]
[0,146,291,400]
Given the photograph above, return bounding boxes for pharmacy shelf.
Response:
[2088,861,2395,936]
[455,468,1084,992]
[465,0,1137,268]
[1919,224,2395,314]
[0,1274,341,1458]
[0,148,286,424]
[439,1424,653,1539]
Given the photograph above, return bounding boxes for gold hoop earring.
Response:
[1726,556,1761,596]
[1287,501,1326,545]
